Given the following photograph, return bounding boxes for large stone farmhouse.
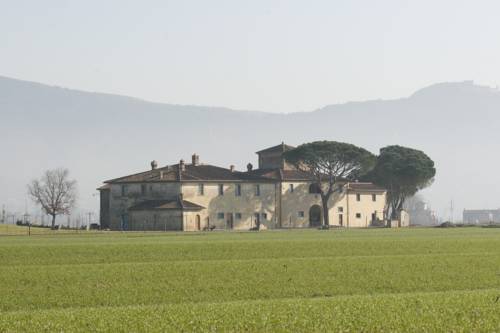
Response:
[99,143,387,231]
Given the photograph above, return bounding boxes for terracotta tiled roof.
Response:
[244,168,281,180]
[256,142,295,154]
[128,199,204,211]
[105,163,272,184]
[102,160,385,192]
[281,170,315,181]
[241,169,387,190]
[347,182,386,192]
[245,168,313,181]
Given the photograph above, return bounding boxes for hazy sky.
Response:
[2,0,500,112]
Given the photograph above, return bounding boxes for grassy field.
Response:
[0,224,93,235]
[0,228,499,332]
[0,224,48,235]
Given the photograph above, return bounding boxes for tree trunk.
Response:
[51,214,56,230]
[390,197,404,220]
[390,202,399,220]
[321,195,330,227]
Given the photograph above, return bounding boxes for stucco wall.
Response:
[280,182,386,228]
[108,182,181,230]
[181,182,278,231]
[128,210,182,231]
[99,189,110,229]
[258,151,294,170]
[344,191,386,228]
[105,180,387,231]
[280,182,346,228]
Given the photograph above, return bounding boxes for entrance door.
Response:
[339,214,343,227]
[196,215,201,231]
[309,205,322,227]
[226,213,234,229]
[254,213,261,230]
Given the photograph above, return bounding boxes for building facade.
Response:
[463,209,500,224]
[99,143,387,231]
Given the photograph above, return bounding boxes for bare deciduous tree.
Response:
[28,168,77,229]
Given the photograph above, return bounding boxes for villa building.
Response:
[98,143,387,231]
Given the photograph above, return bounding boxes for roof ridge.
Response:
[255,143,295,154]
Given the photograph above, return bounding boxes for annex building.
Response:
[99,143,387,231]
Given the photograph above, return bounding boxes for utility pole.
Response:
[450,200,454,223]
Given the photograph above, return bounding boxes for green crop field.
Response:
[1,228,499,332]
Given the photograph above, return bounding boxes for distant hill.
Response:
[2,76,500,220]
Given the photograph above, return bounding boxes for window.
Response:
[298,211,305,218]
[372,194,376,202]
[356,213,362,219]
[218,184,224,196]
[217,212,225,219]
[289,184,294,193]
[121,185,128,196]
[198,183,204,195]
[255,184,261,196]
[235,184,241,196]
[356,193,361,201]
[309,183,321,194]
[261,213,268,220]
[141,184,147,195]
[235,213,242,219]
[338,207,344,213]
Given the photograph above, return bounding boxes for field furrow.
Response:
[1,228,499,331]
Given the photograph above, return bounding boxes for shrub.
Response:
[437,222,455,228]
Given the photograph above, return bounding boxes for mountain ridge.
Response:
[7,74,499,115]
[1,75,499,220]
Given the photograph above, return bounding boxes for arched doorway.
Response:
[196,215,201,231]
[309,205,322,227]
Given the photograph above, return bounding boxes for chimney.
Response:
[192,154,199,166]
[230,165,235,172]
[151,160,158,170]
[247,163,253,172]
[177,160,185,181]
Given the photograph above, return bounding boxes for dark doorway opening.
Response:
[226,213,234,229]
[309,205,322,227]
[196,215,201,231]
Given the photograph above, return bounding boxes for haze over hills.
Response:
[1,75,500,222]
